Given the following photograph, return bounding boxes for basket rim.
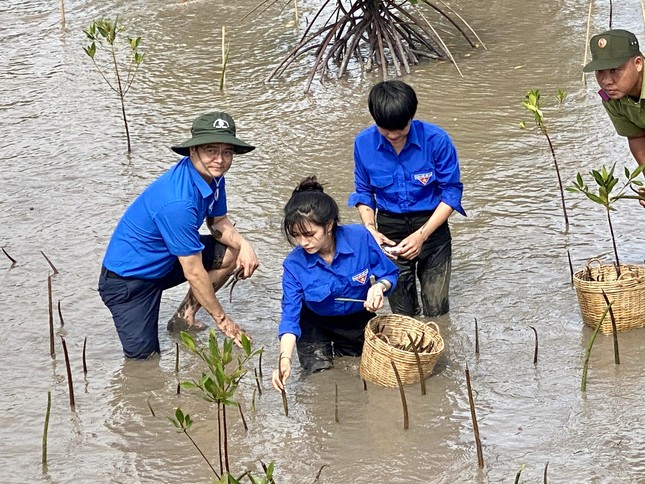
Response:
[365,316,444,356]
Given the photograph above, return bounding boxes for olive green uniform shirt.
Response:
[603,74,645,137]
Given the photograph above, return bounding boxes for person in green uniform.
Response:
[583,29,645,208]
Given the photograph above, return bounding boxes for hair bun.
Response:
[295,176,324,193]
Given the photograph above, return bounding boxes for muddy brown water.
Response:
[2,0,645,482]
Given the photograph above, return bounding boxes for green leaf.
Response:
[586,192,605,205]
[174,407,185,426]
[241,333,251,355]
[180,332,197,352]
[180,381,198,390]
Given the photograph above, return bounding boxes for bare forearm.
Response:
[184,264,226,322]
[279,333,297,361]
[207,216,247,249]
[418,202,454,240]
[357,204,376,228]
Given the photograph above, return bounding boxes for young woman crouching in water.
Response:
[272,177,399,392]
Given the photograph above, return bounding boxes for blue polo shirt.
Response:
[102,157,227,279]
[279,224,399,339]
[348,120,465,216]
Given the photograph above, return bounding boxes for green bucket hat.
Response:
[171,111,255,156]
[583,29,643,72]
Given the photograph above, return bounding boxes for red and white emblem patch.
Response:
[352,269,369,284]
[414,172,433,185]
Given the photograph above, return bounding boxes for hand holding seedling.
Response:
[272,356,291,392]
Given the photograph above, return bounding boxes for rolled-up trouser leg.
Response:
[418,240,451,317]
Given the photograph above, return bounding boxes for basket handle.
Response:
[426,321,440,334]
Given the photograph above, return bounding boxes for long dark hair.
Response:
[283,176,340,246]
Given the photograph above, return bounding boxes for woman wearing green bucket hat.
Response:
[99,111,259,359]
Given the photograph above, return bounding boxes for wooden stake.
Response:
[57,300,65,327]
[474,317,480,355]
[334,383,339,423]
[82,337,88,376]
[529,326,538,365]
[48,275,55,358]
[2,247,16,267]
[42,390,51,465]
[465,363,484,467]
[59,0,66,29]
[390,361,409,430]
[60,337,75,411]
[40,251,59,275]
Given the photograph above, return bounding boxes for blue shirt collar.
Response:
[376,120,421,153]
[305,226,355,268]
[182,157,221,199]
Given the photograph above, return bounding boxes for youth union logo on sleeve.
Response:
[351,268,369,284]
[414,172,433,185]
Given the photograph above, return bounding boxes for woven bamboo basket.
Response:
[359,314,444,388]
[573,261,645,333]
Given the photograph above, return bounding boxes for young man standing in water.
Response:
[99,111,259,359]
[348,80,465,318]
[583,29,645,208]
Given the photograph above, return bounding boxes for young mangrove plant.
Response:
[567,163,644,278]
[581,302,612,392]
[83,17,144,154]
[601,290,620,365]
[172,330,266,481]
[520,88,569,231]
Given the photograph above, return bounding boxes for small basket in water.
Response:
[573,261,645,333]
[359,314,444,388]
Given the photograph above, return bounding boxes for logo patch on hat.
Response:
[213,118,230,129]
[598,38,607,48]
[414,172,433,185]
[352,269,369,285]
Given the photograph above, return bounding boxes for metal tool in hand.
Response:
[223,266,244,303]
[335,297,367,303]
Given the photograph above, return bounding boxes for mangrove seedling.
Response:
[520,88,569,231]
[581,302,612,392]
[567,163,644,277]
[83,17,144,154]
[174,330,263,479]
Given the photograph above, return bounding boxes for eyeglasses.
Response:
[199,146,234,159]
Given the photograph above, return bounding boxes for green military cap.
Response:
[583,29,643,72]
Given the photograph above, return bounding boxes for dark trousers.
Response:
[377,210,452,317]
[98,235,226,359]
[296,305,375,373]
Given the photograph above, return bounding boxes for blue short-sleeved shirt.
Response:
[279,224,399,339]
[102,157,227,279]
[348,120,465,216]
